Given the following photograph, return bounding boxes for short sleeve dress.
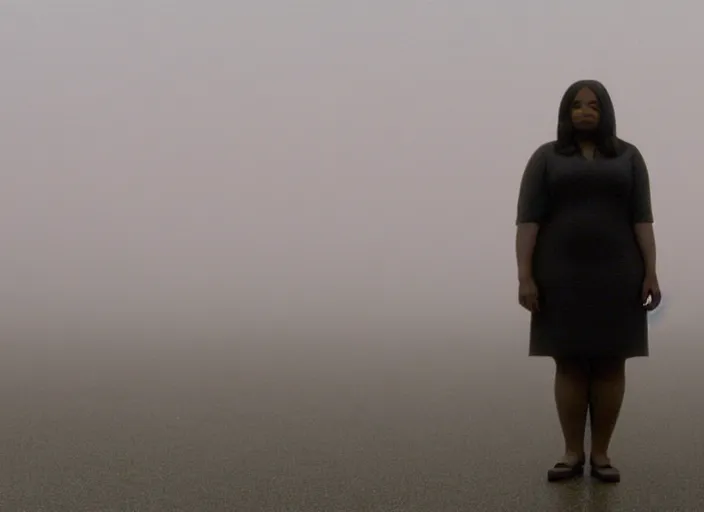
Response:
[516,140,654,359]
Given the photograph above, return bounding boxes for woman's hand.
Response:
[642,273,662,310]
[518,277,540,313]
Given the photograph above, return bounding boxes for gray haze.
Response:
[0,2,702,510]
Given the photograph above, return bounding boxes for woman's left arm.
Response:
[634,223,656,278]
[631,146,661,308]
[630,146,656,276]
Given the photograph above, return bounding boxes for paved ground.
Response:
[0,337,701,511]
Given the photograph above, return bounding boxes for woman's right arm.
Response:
[515,145,549,281]
[516,223,539,281]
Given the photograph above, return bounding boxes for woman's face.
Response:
[570,87,600,131]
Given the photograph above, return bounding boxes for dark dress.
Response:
[516,140,654,359]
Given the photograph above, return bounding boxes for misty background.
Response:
[0,1,702,510]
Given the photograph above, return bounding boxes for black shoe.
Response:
[590,457,620,483]
[547,455,586,482]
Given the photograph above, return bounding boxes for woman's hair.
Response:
[554,79,621,157]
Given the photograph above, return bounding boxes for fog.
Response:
[0,1,702,510]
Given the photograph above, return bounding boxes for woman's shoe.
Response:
[547,455,586,482]
[590,457,621,483]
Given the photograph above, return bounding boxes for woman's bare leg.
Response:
[554,357,591,462]
[588,357,626,464]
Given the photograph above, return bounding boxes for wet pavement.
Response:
[0,338,701,511]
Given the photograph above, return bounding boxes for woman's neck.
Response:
[577,139,596,159]
[574,129,597,143]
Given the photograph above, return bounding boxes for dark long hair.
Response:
[554,79,621,157]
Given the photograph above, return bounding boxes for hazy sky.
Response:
[1,1,700,349]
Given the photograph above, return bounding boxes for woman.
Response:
[515,79,661,483]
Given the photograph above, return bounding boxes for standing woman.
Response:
[515,79,661,483]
